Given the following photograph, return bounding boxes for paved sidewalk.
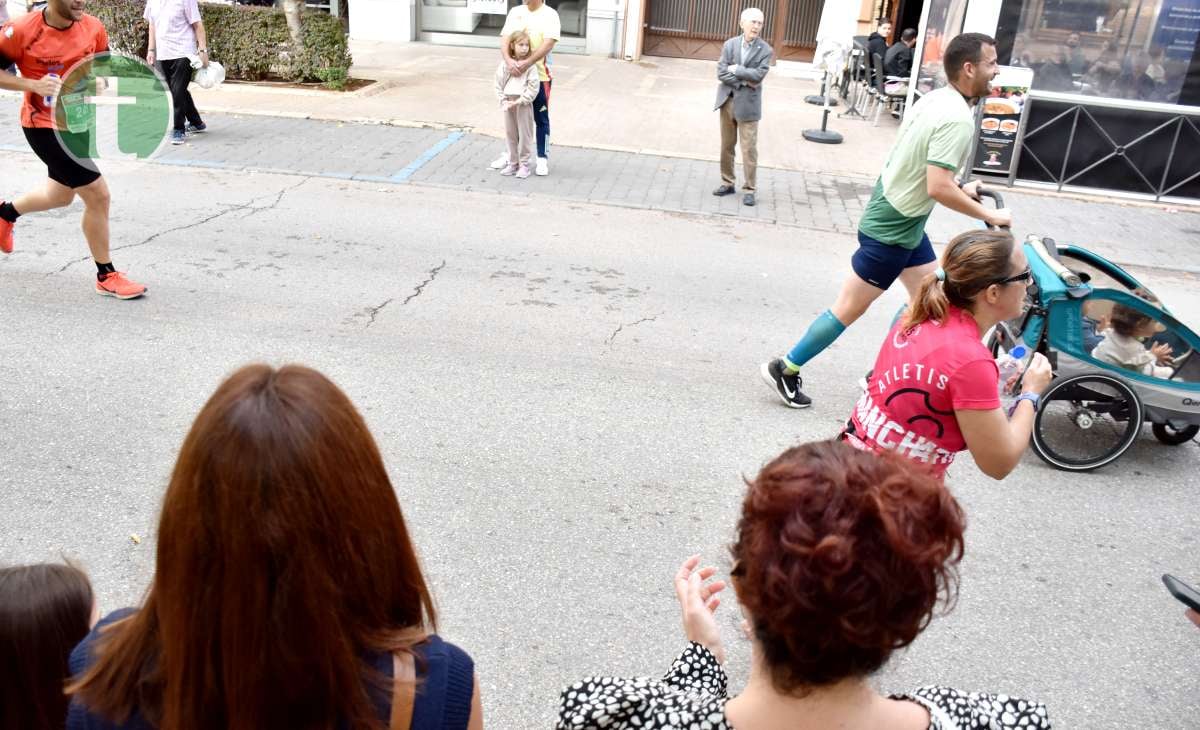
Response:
[186,41,902,179]
[2,101,1198,273]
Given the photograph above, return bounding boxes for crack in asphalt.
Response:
[401,260,447,306]
[364,298,395,328]
[51,177,311,275]
[362,260,446,329]
[238,177,310,220]
[606,314,660,346]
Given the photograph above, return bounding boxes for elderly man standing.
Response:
[713,8,772,207]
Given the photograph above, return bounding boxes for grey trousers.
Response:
[504,99,536,167]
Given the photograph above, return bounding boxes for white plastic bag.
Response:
[192,60,225,90]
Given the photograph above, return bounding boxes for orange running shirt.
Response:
[0,10,109,129]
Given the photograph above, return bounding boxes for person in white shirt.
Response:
[144,0,209,145]
[487,0,560,176]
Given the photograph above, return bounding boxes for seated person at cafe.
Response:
[884,28,918,79]
[1066,33,1088,75]
[1034,49,1075,92]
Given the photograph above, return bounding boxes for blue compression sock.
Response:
[783,310,847,371]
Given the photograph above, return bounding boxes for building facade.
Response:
[350,0,623,56]
[349,0,853,61]
[909,0,1199,203]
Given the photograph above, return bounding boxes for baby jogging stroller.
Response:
[980,191,1200,472]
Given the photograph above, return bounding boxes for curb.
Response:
[214,77,399,99]
[5,91,1189,206]
[1,143,1196,276]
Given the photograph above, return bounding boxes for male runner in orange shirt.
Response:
[0,0,146,299]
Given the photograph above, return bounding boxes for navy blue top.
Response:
[67,609,474,730]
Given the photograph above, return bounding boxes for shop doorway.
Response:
[642,0,825,62]
[889,0,923,40]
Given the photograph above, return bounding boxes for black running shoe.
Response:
[760,359,812,408]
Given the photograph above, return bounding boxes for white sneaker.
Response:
[489,153,509,170]
[535,157,549,176]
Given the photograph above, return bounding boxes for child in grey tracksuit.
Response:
[494,31,540,178]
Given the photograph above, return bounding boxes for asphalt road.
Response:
[2,151,1198,728]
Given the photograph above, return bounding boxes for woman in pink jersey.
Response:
[845,229,1053,480]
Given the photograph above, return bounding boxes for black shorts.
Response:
[22,127,102,189]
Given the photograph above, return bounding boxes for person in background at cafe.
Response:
[884,27,917,81]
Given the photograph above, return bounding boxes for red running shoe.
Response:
[95,271,147,300]
[0,205,13,254]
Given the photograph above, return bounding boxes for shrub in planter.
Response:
[87,0,149,58]
[85,0,352,86]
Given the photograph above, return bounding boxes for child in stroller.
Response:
[1091,288,1175,379]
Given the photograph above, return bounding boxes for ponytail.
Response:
[904,229,1015,329]
[905,272,950,329]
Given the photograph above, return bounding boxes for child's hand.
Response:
[1151,342,1173,364]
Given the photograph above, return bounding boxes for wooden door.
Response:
[642,0,823,61]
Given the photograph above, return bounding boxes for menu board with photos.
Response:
[972,65,1034,178]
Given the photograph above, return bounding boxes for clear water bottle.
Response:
[996,344,1027,399]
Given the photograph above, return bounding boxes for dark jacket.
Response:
[714,35,773,122]
[67,610,476,730]
[884,41,913,78]
[867,32,889,66]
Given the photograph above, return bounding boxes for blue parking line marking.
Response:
[391,131,464,182]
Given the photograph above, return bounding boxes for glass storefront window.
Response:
[912,0,971,95]
[1009,0,1200,104]
[420,0,586,39]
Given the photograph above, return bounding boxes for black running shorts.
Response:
[22,127,102,189]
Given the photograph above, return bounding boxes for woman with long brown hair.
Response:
[0,562,96,730]
[65,364,483,730]
[844,229,1053,480]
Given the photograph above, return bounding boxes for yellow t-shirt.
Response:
[500,4,561,82]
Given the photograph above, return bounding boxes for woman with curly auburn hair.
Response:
[557,441,1051,730]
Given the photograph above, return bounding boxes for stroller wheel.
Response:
[1032,373,1142,471]
[1151,422,1200,445]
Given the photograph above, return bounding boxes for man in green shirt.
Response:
[760,32,1011,408]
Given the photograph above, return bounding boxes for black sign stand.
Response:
[803,69,844,144]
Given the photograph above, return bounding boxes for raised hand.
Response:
[673,555,727,664]
[1151,342,1174,365]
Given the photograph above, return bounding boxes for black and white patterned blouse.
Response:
[557,643,1051,729]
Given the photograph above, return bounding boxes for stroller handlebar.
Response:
[975,188,1008,230]
[976,188,1005,208]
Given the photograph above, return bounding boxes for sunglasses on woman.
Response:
[996,268,1032,286]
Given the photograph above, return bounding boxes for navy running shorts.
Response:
[850,230,936,291]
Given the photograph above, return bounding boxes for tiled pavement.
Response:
[2,102,1198,272]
